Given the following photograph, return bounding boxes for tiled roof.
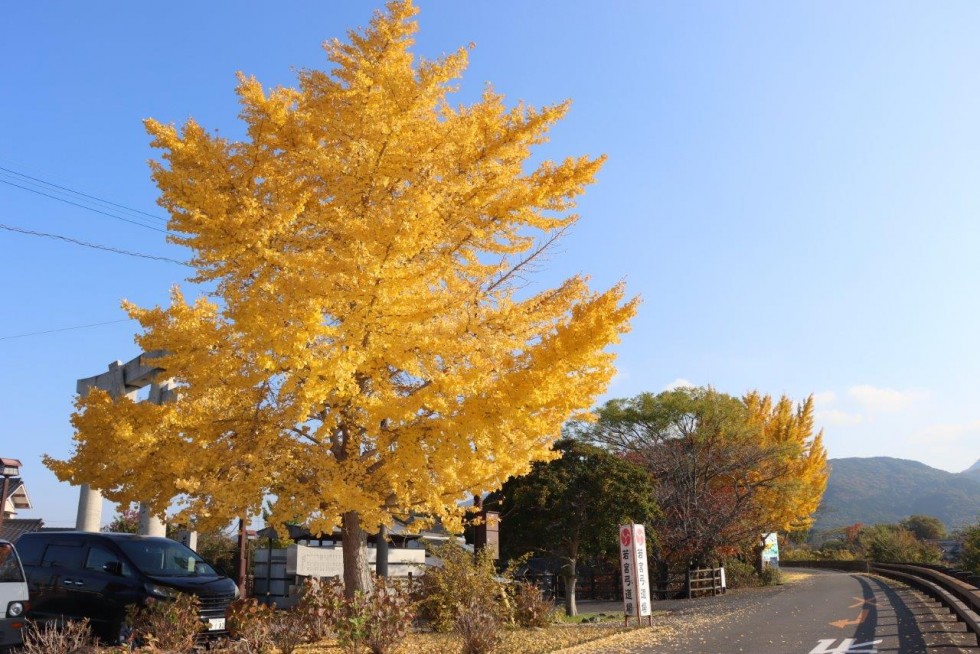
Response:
[0,518,44,543]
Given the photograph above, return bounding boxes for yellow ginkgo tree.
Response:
[46,0,637,594]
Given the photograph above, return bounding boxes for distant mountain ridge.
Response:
[813,457,980,531]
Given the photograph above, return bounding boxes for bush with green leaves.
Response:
[417,542,509,633]
[126,592,203,653]
[961,522,980,575]
[721,558,760,588]
[759,563,783,586]
[331,590,370,654]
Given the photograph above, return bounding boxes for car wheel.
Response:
[98,619,132,646]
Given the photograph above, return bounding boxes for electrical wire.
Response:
[0,177,169,233]
[0,318,135,342]
[0,164,168,224]
[0,223,189,266]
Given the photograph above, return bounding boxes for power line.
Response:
[0,177,169,234]
[0,165,168,224]
[0,318,135,342]
[0,223,189,266]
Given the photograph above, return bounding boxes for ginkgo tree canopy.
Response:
[47,0,637,546]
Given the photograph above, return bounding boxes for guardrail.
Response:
[783,560,979,645]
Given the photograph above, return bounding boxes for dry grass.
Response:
[780,570,813,584]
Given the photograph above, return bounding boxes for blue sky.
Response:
[2,1,979,527]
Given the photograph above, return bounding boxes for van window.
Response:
[41,543,85,569]
[117,539,217,577]
[85,544,131,576]
[0,544,24,582]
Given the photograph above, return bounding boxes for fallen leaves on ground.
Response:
[290,622,675,653]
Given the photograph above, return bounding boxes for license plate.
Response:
[207,617,226,631]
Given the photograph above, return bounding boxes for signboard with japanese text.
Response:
[618,523,652,617]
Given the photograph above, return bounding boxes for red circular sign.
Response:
[635,527,645,547]
[620,526,632,547]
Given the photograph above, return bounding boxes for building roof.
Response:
[0,518,44,543]
[1,478,31,514]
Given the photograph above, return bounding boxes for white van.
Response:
[0,540,28,652]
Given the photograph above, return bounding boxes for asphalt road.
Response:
[585,568,979,653]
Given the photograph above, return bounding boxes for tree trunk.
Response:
[341,510,372,598]
[562,561,578,616]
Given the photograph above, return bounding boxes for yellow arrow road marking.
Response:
[848,597,876,609]
[830,609,870,628]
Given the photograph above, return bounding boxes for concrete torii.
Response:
[75,351,187,542]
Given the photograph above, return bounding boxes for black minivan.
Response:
[16,531,237,643]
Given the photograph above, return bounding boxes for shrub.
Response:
[224,597,275,653]
[20,618,97,654]
[759,563,783,586]
[364,576,415,654]
[961,523,980,575]
[295,577,345,643]
[417,542,508,632]
[333,590,371,654]
[267,609,309,654]
[455,597,502,654]
[721,558,760,589]
[126,593,203,653]
[510,582,554,628]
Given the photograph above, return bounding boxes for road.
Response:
[580,568,979,653]
[643,569,979,653]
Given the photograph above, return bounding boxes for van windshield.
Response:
[116,539,218,578]
[0,544,24,582]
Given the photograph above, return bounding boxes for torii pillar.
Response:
[75,351,170,536]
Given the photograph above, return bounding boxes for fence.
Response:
[685,567,725,598]
[517,567,718,602]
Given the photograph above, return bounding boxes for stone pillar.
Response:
[138,504,167,537]
[74,360,129,532]
[75,484,102,532]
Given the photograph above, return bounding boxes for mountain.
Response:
[813,457,980,532]
[963,458,980,477]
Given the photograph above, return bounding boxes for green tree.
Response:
[899,515,947,541]
[487,439,658,616]
[960,522,980,575]
[858,524,941,564]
